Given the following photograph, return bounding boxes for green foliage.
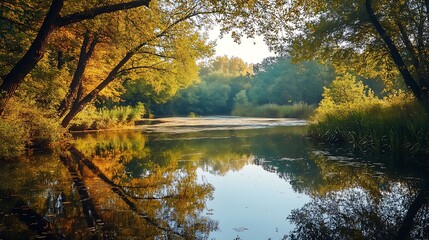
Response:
[152,56,253,116]
[233,90,250,106]
[248,57,335,106]
[310,84,429,156]
[0,99,65,159]
[153,56,332,117]
[188,112,198,118]
[314,73,379,122]
[0,118,28,160]
[69,104,145,131]
[232,103,315,119]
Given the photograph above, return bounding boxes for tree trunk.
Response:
[61,52,134,128]
[0,0,64,115]
[396,180,429,239]
[365,0,429,113]
[58,34,97,118]
[59,152,104,238]
[0,0,150,116]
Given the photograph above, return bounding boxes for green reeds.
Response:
[69,104,145,131]
[309,101,429,156]
[232,103,315,119]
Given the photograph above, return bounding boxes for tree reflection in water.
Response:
[282,151,429,239]
[70,131,218,239]
[2,126,429,239]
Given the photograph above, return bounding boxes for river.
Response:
[0,117,428,239]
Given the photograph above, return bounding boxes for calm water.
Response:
[1,117,429,239]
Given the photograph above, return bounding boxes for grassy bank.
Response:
[0,101,145,160]
[0,99,65,160]
[232,103,315,119]
[309,98,429,157]
[69,104,145,131]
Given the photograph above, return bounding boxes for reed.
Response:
[309,100,429,156]
[70,104,145,131]
[232,103,315,119]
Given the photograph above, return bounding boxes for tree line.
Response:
[1,0,429,157]
[130,56,335,117]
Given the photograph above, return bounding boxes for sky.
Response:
[208,27,276,64]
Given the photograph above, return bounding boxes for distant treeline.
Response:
[105,56,336,118]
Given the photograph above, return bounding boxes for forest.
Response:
[1,0,429,158]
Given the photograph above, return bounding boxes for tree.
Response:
[321,73,375,106]
[233,89,250,106]
[214,0,429,112]
[58,1,213,127]
[0,0,151,115]
[152,56,253,116]
[248,57,334,105]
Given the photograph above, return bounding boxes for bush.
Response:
[309,88,429,156]
[188,112,198,118]
[69,104,145,131]
[0,119,28,160]
[0,98,65,159]
[232,103,314,119]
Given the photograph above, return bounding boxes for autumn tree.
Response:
[1,0,280,118]
[0,0,152,115]
[58,0,214,127]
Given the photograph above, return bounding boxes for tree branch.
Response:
[68,146,185,238]
[395,20,420,72]
[365,0,425,104]
[57,0,151,27]
[61,8,212,127]
[58,33,98,117]
[117,61,173,75]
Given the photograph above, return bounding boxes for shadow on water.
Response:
[279,145,429,239]
[1,122,429,239]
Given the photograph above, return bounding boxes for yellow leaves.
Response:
[49,28,81,54]
[209,56,254,77]
[332,49,401,93]
[313,73,381,122]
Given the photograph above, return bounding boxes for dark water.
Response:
[1,119,429,239]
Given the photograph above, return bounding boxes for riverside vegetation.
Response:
[1,0,429,162]
[309,74,429,158]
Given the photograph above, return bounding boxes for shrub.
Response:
[69,104,145,131]
[0,98,65,159]
[232,103,314,119]
[309,83,429,156]
[0,119,28,160]
[188,112,198,118]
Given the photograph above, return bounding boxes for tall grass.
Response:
[69,103,145,131]
[309,100,429,157]
[232,103,315,119]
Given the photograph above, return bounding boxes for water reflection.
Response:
[71,131,218,239]
[284,151,429,239]
[1,125,429,239]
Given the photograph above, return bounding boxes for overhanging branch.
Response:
[57,0,151,26]
[365,0,423,102]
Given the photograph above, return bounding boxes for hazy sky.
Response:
[208,27,276,64]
